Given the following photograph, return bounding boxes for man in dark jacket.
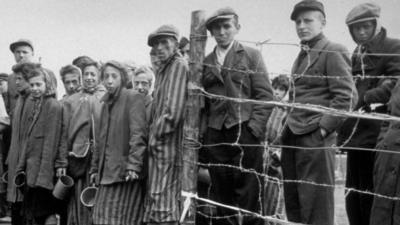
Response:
[339,3,400,225]
[338,3,400,225]
[281,1,357,224]
[202,7,273,225]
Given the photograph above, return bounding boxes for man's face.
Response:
[63,73,80,96]
[133,73,151,96]
[103,66,122,95]
[295,11,325,42]
[82,65,99,89]
[0,81,8,94]
[29,75,46,99]
[153,37,177,62]
[181,44,190,62]
[13,45,34,63]
[15,73,30,93]
[210,18,239,48]
[273,87,287,101]
[351,21,375,44]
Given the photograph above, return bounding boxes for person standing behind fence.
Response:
[15,65,64,225]
[59,60,106,225]
[338,3,400,225]
[281,1,357,224]
[202,7,273,225]
[6,62,38,225]
[132,65,154,121]
[143,25,188,225]
[89,61,147,225]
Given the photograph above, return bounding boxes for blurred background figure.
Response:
[179,36,190,62]
[59,65,82,99]
[124,61,137,89]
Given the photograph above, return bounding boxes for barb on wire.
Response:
[182,191,306,225]
[189,160,400,201]
[192,85,400,122]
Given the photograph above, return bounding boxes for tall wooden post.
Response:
[181,10,207,225]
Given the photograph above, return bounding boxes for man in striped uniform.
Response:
[143,25,188,225]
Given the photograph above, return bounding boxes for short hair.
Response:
[134,66,154,83]
[272,75,290,92]
[82,61,101,74]
[12,62,42,81]
[26,67,57,97]
[72,56,95,72]
[101,60,129,87]
[59,64,81,82]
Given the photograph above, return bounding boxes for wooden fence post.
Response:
[181,10,207,225]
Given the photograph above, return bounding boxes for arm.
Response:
[364,43,400,104]
[320,45,358,133]
[248,50,274,139]
[55,101,70,169]
[155,59,188,137]
[37,101,63,186]
[126,93,148,173]
[89,106,103,176]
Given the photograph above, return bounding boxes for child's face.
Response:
[29,75,46,98]
[273,87,286,101]
[103,66,122,95]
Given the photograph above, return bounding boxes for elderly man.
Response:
[143,25,188,225]
[202,7,273,225]
[59,65,82,98]
[281,1,357,224]
[340,3,400,225]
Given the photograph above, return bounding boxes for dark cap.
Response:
[0,73,8,81]
[206,7,238,30]
[10,39,34,53]
[147,25,180,47]
[290,0,325,21]
[346,3,380,25]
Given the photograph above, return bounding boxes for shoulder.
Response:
[382,36,400,52]
[324,40,349,53]
[44,97,62,111]
[172,55,189,71]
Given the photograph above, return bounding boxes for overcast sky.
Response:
[0,0,399,96]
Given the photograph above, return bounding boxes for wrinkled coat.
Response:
[370,33,400,225]
[287,35,358,135]
[90,88,147,185]
[339,28,400,146]
[16,97,63,190]
[202,41,273,139]
[6,93,34,202]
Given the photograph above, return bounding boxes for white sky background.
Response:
[0,0,399,96]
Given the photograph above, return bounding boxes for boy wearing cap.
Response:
[281,1,357,224]
[339,3,400,225]
[202,7,273,225]
[144,24,188,225]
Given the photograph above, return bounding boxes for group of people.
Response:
[0,1,399,225]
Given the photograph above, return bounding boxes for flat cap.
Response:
[291,0,325,21]
[346,3,380,25]
[10,39,34,53]
[147,25,180,47]
[0,73,8,81]
[206,7,238,30]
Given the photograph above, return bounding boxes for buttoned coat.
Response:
[90,88,147,185]
[16,97,63,190]
[202,41,273,140]
[287,36,357,135]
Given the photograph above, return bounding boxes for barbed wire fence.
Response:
[180,10,400,225]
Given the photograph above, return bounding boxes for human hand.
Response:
[56,168,66,178]
[89,173,98,185]
[125,170,139,182]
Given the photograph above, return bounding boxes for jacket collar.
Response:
[292,34,329,78]
[101,86,125,105]
[362,27,386,53]
[206,40,244,83]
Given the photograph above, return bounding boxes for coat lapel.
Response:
[293,37,329,80]
[26,99,43,136]
[204,50,224,83]
[223,41,244,72]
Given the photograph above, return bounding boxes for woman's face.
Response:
[103,66,122,95]
[82,65,100,89]
[29,75,46,98]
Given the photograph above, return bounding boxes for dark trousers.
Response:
[281,128,335,225]
[11,202,24,225]
[344,145,375,225]
[204,123,264,225]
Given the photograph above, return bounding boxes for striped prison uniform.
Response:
[143,52,188,223]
